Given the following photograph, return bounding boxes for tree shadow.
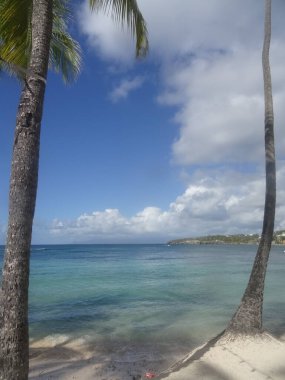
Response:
[157,330,225,379]
[29,341,172,380]
[274,366,285,379]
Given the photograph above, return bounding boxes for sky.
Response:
[0,0,285,244]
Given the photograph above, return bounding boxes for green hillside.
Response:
[168,230,285,245]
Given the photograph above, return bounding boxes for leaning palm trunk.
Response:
[0,0,53,378]
[227,0,275,334]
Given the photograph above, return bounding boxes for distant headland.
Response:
[167,230,285,245]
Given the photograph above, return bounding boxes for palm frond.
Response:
[51,0,82,82]
[0,0,81,82]
[89,0,149,58]
[50,31,81,83]
[0,0,31,75]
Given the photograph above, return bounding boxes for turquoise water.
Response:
[0,244,284,351]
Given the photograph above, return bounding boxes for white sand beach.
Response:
[29,336,179,380]
[158,332,285,380]
[29,332,285,379]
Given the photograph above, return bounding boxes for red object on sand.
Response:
[145,372,156,379]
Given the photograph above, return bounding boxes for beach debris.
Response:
[145,372,156,379]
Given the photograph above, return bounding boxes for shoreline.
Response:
[29,331,285,379]
[29,336,189,379]
[167,241,285,246]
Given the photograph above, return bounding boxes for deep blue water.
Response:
[0,244,284,350]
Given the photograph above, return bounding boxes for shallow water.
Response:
[1,244,284,352]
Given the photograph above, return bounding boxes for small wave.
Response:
[32,247,48,252]
[30,334,71,348]
[30,333,94,350]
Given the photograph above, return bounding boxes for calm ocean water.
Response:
[0,244,285,351]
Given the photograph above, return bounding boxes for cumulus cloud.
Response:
[78,2,135,63]
[109,76,144,102]
[78,0,267,62]
[78,0,285,166]
[39,165,284,243]
[162,45,285,165]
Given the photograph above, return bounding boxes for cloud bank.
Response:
[34,166,285,243]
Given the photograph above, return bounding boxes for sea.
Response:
[0,244,285,354]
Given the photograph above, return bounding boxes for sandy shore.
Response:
[29,332,285,379]
[158,332,285,380]
[29,336,184,380]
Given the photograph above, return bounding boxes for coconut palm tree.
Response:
[0,0,148,379]
[0,2,81,376]
[227,0,275,334]
[0,1,54,378]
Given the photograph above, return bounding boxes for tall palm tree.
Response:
[0,4,81,378]
[227,0,275,334]
[0,1,148,379]
[0,0,54,378]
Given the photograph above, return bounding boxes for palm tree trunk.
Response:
[0,1,52,378]
[227,0,275,334]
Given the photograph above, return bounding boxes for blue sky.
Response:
[1,0,285,244]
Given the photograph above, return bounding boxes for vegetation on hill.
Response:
[168,230,285,245]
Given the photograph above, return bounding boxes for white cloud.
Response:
[162,45,285,165]
[109,76,144,102]
[78,2,135,63]
[78,0,268,62]
[78,0,285,167]
[34,165,284,243]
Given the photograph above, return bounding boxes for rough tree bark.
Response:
[227,0,276,334]
[0,1,53,379]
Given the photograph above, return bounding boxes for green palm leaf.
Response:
[0,0,81,82]
[89,0,149,57]
[51,0,81,82]
[0,0,148,80]
[0,0,31,72]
